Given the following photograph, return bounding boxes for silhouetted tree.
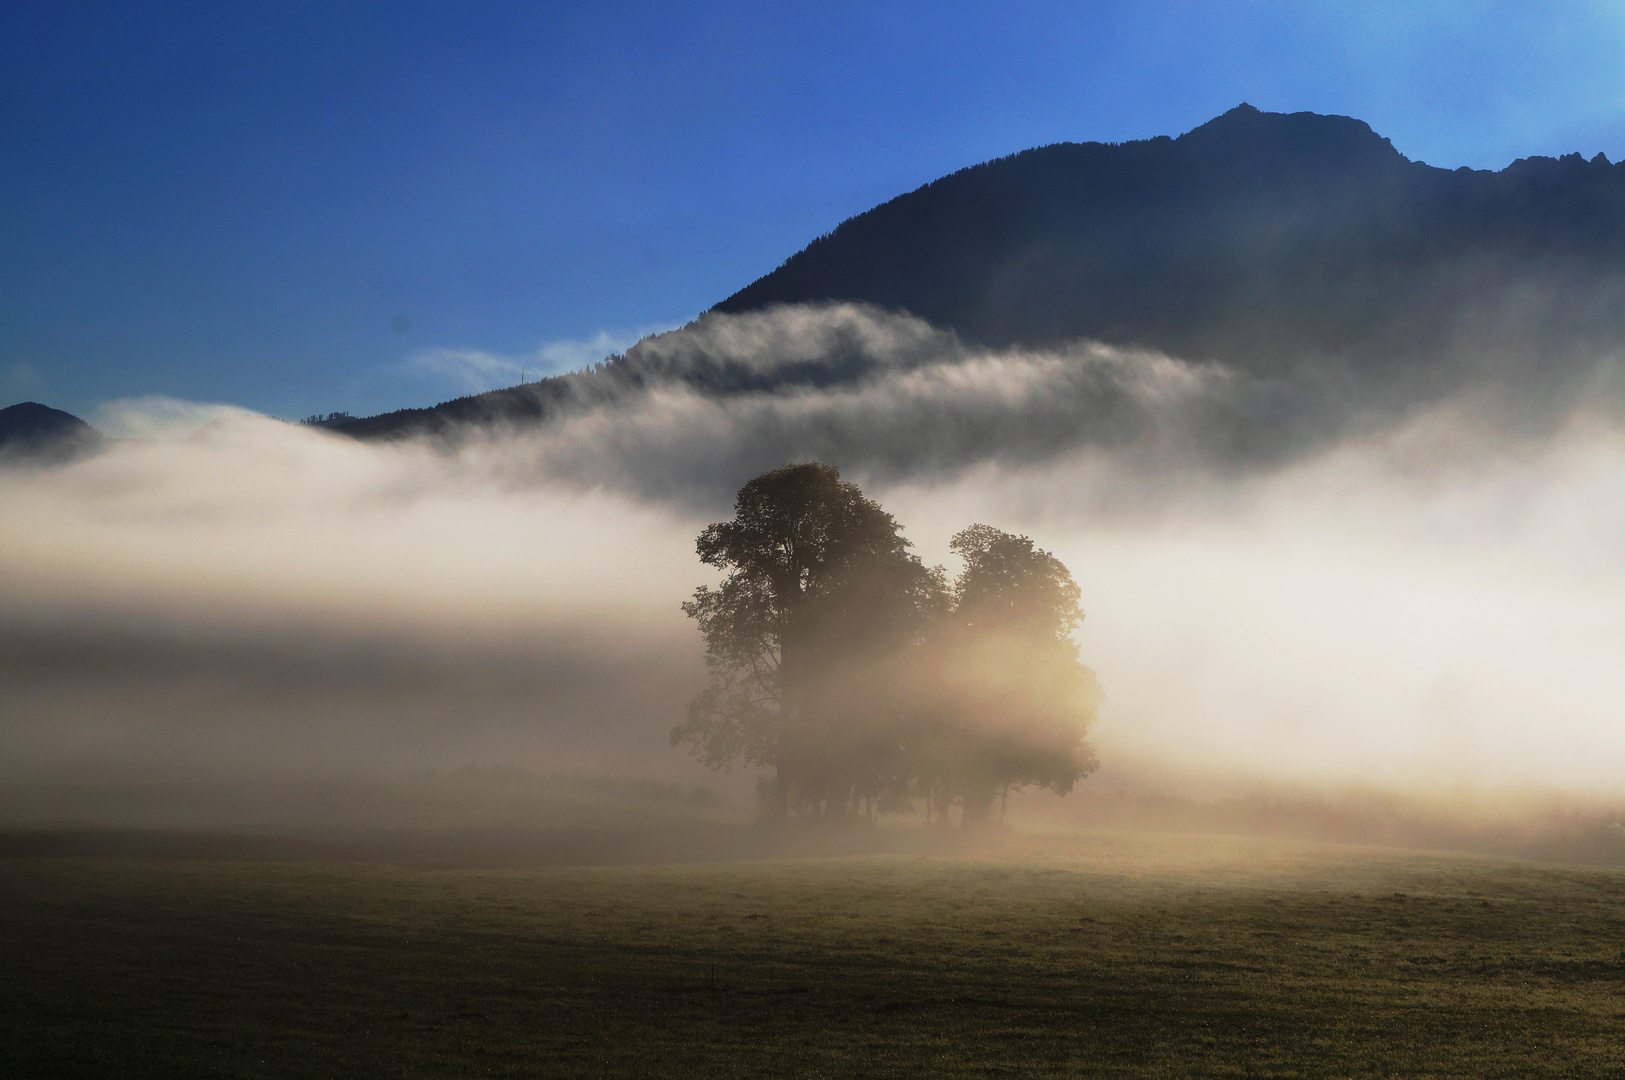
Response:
[675,470,1098,828]
[915,525,1101,827]
[671,463,942,819]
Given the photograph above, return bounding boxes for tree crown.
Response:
[696,462,913,609]
[948,523,1083,642]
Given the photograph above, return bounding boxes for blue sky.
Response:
[5,1,1625,421]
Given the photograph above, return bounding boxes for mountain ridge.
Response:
[327,104,1625,442]
[13,106,1625,445]
[714,103,1625,362]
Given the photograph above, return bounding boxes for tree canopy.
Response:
[673,463,1099,826]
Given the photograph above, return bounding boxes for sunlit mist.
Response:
[5,305,1625,837]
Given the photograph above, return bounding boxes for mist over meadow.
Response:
[6,300,1625,824]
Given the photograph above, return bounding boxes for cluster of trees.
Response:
[299,411,355,427]
[672,463,1100,827]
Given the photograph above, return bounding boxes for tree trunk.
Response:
[771,764,789,820]
[961,783,997,830]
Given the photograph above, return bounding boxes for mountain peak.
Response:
[700,106,1625,366]
[336,108,1625,440]
[1174,104,1400,166]
[0,401,103,464]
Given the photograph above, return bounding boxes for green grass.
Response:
[4,831,1625,1078]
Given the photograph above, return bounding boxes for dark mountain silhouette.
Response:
[716,104,1625,368]
[318,104,1624,440]
[0,402,103,464]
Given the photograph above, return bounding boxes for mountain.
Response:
[332,104,1625,440]
[715,104,1625,369]
[0,402,103,464]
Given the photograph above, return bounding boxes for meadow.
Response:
[4,829,1624,1078]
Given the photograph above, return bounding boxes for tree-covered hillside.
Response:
[716,103,1625,369]
[330,104,1625,441]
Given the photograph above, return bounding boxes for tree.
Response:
[671,463,941,819]
[916,525,1101,827]
[674,468,1100,829]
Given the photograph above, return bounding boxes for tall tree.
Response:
[672,463,940,818]
[918,525,1101,826]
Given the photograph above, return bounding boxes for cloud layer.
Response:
[7,302,1625,816]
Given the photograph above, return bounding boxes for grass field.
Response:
[4,830,1625,1078]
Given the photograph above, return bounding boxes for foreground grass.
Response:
[4,831,1625,1078]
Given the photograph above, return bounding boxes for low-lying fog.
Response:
[5,304,1625,839]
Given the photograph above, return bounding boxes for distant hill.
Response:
[0,402,103,464]
[333,104,1625,441]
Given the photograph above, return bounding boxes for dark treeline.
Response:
[672,463,1100,827]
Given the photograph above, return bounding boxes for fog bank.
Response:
[5,304,1625,828]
